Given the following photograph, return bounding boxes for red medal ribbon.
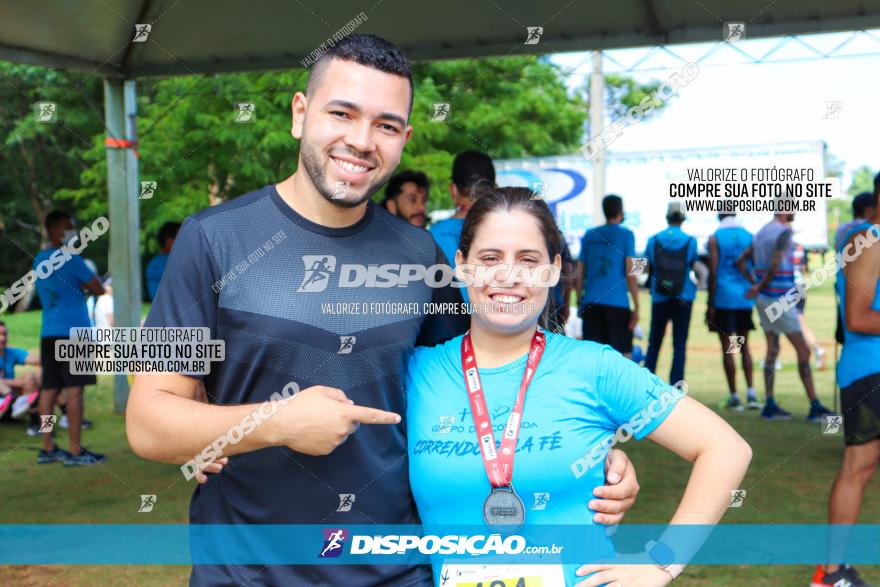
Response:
[460,327,546,488]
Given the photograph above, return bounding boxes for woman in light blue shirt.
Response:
[407,187,751,586]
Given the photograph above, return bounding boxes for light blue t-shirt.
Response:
[32,248,96,338]
[579,224,636,309]
[0,347,28,380]
[645,226,698,303]
[713,223,754,310]
[407,330,682,585]
[836,222,880,388]
[145,254,169,300]
[429,217,468,304]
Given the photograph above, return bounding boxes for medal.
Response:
[483,485,526,533]
[460,328,546,533]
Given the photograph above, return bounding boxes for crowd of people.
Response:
[1,31,877,587]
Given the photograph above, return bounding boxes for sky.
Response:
[549,28,880,193]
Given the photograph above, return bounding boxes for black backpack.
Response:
[653,238,692,297]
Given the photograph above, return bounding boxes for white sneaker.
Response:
[11,391,38,419]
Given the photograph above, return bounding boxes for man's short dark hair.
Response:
[451,150,496,195]
[306,34,413,114]
[874,171,880,196]
[602,195,623,221]
[385,170,430,201]
[44,210,72,233]
[158,221,181,249]
[853,192,874,218]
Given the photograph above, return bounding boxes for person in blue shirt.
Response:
[145,221,180,300]
[0,320,41,421]
[644,202,698,385]
[407,187,751,587]
[817,189,880,587]
[706,213,759,410]
[33,210,106,466]
[429,150,496,271]
[575,194,640,356]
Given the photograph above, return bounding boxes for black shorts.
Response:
[40,337,97,390]
[842,373,880,446]
[709,308,755,334]
[580,303,632,354]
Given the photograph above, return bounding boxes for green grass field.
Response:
[0,283,877,586]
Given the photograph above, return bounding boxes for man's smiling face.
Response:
[294,59,413,208]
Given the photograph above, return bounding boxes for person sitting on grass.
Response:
[0,320,41,422]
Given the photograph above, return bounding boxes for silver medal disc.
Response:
[483,485,525,533]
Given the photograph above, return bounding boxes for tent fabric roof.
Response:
[2,0,880,77]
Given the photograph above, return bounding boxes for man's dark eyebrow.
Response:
[324,100,406,128]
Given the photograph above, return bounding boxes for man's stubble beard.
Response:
[299,133,395,209]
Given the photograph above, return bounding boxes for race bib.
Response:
[439,564,565,587]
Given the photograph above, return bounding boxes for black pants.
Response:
[645,300,693,384]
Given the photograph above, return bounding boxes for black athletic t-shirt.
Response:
[145,185,468,586]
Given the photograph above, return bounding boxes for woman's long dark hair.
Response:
[458,187,573,332]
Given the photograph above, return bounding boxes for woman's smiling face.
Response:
[457,208,561,335]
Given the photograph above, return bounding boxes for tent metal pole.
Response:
[103,78,142,413]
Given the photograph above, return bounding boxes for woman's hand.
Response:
[195,457,228,484]
[575,563,672,587]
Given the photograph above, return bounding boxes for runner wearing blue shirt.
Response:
[707,214,759,411]
[408,187,751,587]
[128,36,642,587]
[816,195,880,587]
[575,195,640,356]
[429,151,496,306]
[644,203,697,385]
[32,210,106,466]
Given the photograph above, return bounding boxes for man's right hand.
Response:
[273,386,401,456]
